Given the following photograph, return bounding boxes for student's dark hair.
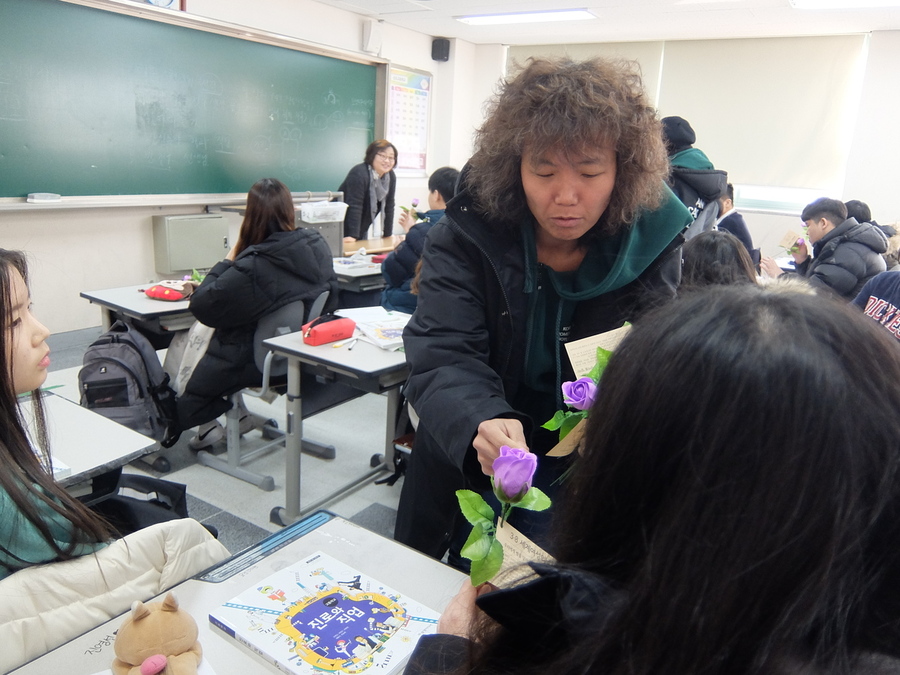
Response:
[681,230,757,287]
[466,57,668,239]
[363,139,398,167]
[845,199,872,223]
[801,197,848,226]
[427,166,460,204]
[0,250,110,569]
[234,178,296,257]
[468,285,900,675]
[725,182,735,202]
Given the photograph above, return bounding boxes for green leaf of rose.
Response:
[541,409,569,431]
[587,346,613,383]
[469,538,504,586]
[558,411,587,440]
[456,490,494,528]
[460,523,492,561]
[515,487,552,512]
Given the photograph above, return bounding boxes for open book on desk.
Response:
[209,550,438,675]
[336,307,411,351]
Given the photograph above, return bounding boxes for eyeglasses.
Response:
[376,152,396,163]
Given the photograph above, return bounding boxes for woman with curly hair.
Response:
[394,57,693,565]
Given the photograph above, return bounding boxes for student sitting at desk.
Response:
[0,249,110,577]
[381,166,459,313]
[407,284,900,675]
[0,250,229,671]
[178,178,338,448]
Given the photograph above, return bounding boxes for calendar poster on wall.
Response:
[387,65,431,175]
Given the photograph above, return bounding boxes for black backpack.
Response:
[79,320,181,448]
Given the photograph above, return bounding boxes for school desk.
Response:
[343,236,398,255]
[80,284,194,334]
[333,256,387,294]
[21,391,157,487]
[262,331,408,526]
[10,511,465,675]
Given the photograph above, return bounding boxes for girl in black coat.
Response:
[178,178,338,447]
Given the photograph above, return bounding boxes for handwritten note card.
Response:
[564,324,631,378]
[778,230,803,250]
[495,521,554,578]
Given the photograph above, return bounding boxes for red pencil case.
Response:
[302,315,356,346]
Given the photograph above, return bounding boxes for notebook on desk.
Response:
[336,308,411,351]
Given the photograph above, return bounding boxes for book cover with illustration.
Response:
[209,551,438,674]
[356,314,410,351]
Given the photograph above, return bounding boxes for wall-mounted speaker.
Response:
[362,18,383,54]
[432,38,450,62]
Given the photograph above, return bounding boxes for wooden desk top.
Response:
[343,236,397,255]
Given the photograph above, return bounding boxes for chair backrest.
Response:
[252,291,329,376]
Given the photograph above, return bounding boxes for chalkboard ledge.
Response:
[0,194,249,212]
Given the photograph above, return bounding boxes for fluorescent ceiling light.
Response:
[456,9,595,25]
[790,0,900,8]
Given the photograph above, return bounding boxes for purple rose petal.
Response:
[492,445,537,503]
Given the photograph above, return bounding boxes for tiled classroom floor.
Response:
[45,328,403,555]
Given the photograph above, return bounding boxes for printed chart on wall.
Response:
[387,65,431,176]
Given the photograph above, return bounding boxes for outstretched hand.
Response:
[473,418,528,476]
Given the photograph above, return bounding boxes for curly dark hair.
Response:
[466,57,669,237]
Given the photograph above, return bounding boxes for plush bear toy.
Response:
[112,592,202,675]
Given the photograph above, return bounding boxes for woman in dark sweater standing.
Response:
[339,140,398,242]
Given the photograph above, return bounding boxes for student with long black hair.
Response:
[0,249,110,577]
[0,249,229,670]
[409,284,900,675]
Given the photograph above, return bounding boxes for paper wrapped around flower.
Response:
[542,345,612,442]
[455,446,551,585]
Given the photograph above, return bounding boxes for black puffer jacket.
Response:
[404,563,900,675]
[394,185,690,559]
[177,228,338,429]
[796,217,887,299]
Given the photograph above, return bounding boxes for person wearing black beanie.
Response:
[660,116,727,239]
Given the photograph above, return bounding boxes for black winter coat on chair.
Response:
[177,228,338,429]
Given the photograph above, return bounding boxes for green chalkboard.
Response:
[0,0,378,198]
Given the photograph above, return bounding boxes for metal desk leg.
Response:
[100,307,114,331]
[271,358,303,526]
[381,387,400,469]
[270,372,397,527]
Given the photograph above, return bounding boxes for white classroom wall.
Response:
[3,0,898,333]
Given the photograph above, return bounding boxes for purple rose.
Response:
[411,198,420,207]
[492,446,537,503]
[562,377,597,411]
